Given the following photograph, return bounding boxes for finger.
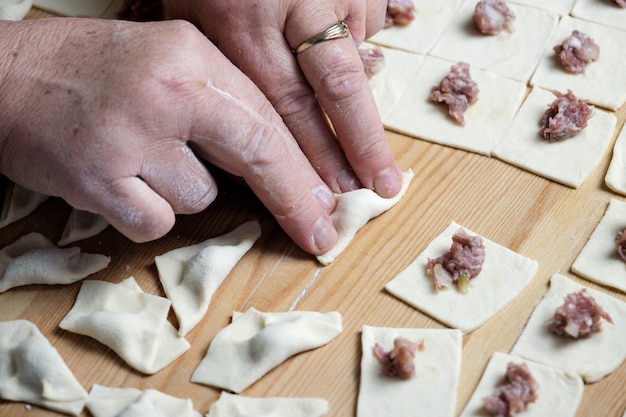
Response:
[363,0,387,38]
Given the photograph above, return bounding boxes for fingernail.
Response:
[313,185,336,213]
[374,168,402,198]
[312,216,337,254]
[336,169,361,192]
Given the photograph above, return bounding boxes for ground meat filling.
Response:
[616,230,626,263]
[616,0,626,8]
[539,90,592,142]
[385,0,415,28]
[548,289,613,338]
[373,337,424,379]
[430,62,480,126]
[554,30,600,74]
[483,362,538,417]
[473,0,515,35]
[426,228,485,292]
[358,46,386,79]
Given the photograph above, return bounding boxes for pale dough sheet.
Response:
[206,392,330,417]
[429,0,559,82]
[368,0,463,54]
[317,170,414,265]
[58,209,109,246]
[509,0,576,16]
[155,221,261,336]
[357,326,462,417]
[0,0,32,20]
[605,126,626,196]
[492,86,617,188]
[530,15,626,111]
[86,385,201,417]
[191,308,342,393]
[383,56,527,156]
[459,351,584,417]
[59,277,190,374]
[511,274,626,383]
[0,182,48,229]
[33,0,116,17]
[0,320,87,416]
[571,198,626,293]
[385,221,538,334]
[571,0,626,31]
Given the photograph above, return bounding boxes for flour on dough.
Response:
[511,274,626,382]
[0,182,48,229]
[0,0,32,20]
[58,209,109,246]
[605,126,626,197]
[155,220,261,336]
[492,86,617,188]
[317,170,414,265]
[459,351,583,417]
[357,326,462,417]
[571,0,626,31]
[571,199,626,294]
[0,320,87,416]
[0,232,110,293]
[530,15,626,111]
[385,221,538,333]
[59,277,190,374]
[509,0,576,16]
[383,56,527,156]
[191,308,342,393]
[206,392,330,417]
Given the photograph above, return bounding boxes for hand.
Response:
[164,0,403,197]
[0,18,339,254]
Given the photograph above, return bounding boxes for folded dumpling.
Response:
[0,182,48,228]
[58,209,109,246]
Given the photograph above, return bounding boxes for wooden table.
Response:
[1,8,626,417]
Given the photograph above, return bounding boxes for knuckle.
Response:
[317,53,366,103]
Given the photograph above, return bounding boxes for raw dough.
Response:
[155,221,261,336]
[385,221,538,333]
[357,326,462,417]
[0,232,110,293]
[530,15,626,111]
[571,198,626,293]
[509,0,576,16]
[86,385,201,417]
[571,0,626,31]
[191,308,342,393]
[206,392,330,417]
[492,86,617,188]
[368,0,463,54]
[383,55,527,156]
[58,209,109,246]
[0,182,48,229]
[605,126,626,196]
[0,320,87,416]
[459,351,583,417]
[317,170,414,265]
[429,1,559,82]
[59,277,190,374]
[0,0,32,20]
[33,0,115,17]
[511,274,626,382]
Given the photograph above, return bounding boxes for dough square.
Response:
[383,56,527,156]
[459,351,584,417]
[368,0,463,54]
[492,86,617,188]
[508,0,576,16]
[33,0,117,16]
[530,15,626,111]
[571,198,626,293]
[357,326,462,417]
[571,0,626,31]
[385,221,539,334]
[605,125,626,196]
[511,274,626,382]
[429,0,559,82]
[207,392,329,417]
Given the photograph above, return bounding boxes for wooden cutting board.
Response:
[1,7,625,417]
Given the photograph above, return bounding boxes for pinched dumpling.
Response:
[207,392,330,417]
[58,209,109,246]
[0,0,32,21]
[0,182,48,229]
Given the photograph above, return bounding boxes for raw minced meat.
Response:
[548,289,613,338]
[385,0,415,28]
[539,90,592,142]
[483,362,538,417]
[474,0,515,35]
[616,229,626,263]
[430,62,480,126]
[554,30,600,74]
[358,46,385,79]
[373,337,424,379]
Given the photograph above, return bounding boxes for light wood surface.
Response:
[1,7,626,417]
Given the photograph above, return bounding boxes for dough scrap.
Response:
[571,198,626,293]
[0,182,48,229]
[357,326,462,417]
[191,308,342,393]
[571,0,626,31]
[59,277,190,374]
[385,221,538,333]
[155,220,261,336]
[317,170,414,265]
[605,126,626,197]
[492,86,617,188]
[0,0,32,20]
[459,351,583,417]
[530,15,626,111]
[206,392,330,417]
[86,385,201,417]
[511,274,626,383]
[58,209,109,246]
[0,232,111,293]
[429,1,559,82]
[0,319,87,416]
[508,0,576,16]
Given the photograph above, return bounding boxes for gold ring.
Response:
[294,20,350,54]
